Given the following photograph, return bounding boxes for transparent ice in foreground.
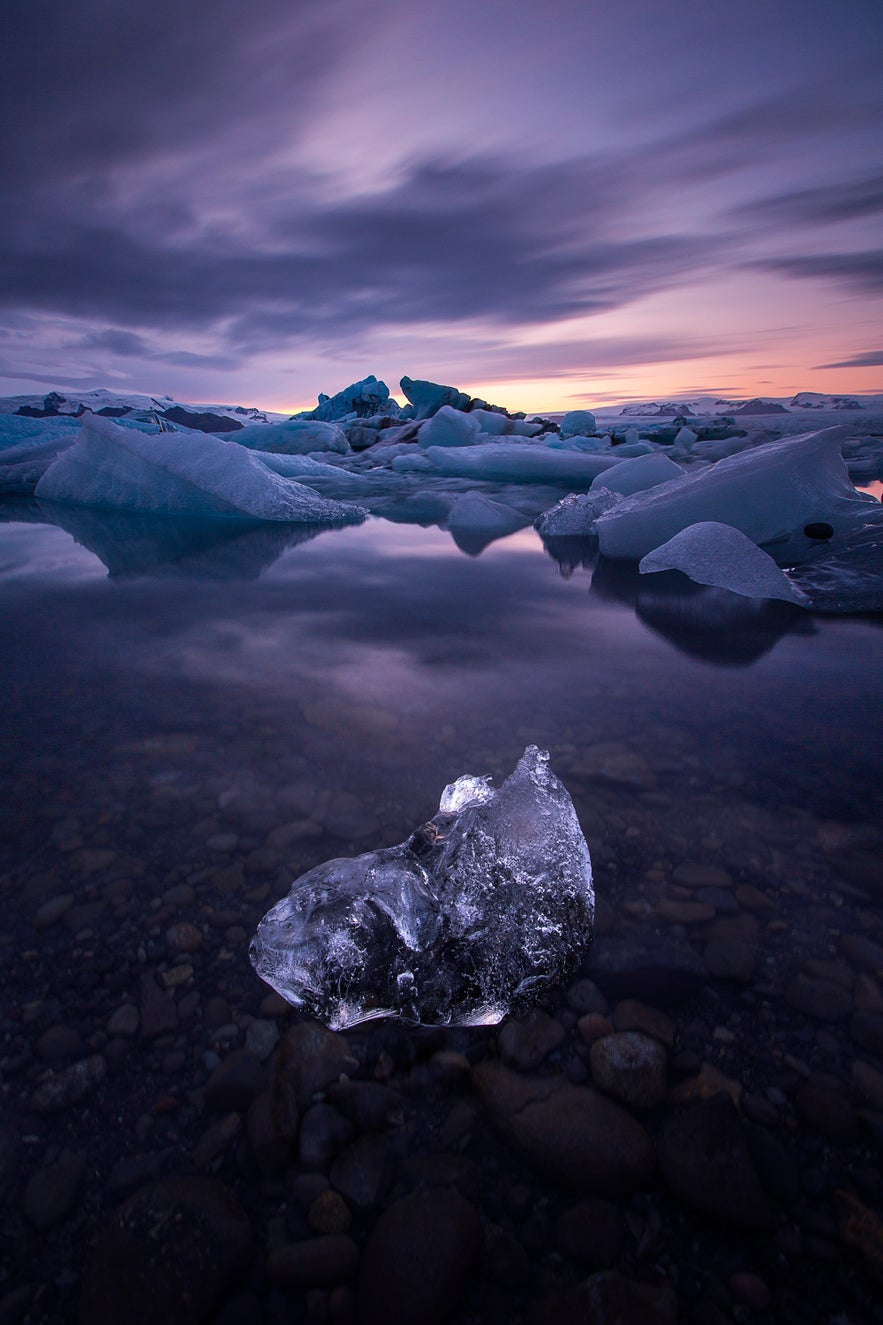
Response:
[249,746,594,1029]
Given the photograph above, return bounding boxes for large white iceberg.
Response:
[595,426,873,560]
[34,413,365,524]
[418,406,482,448]
[639,522,811,604]
[230,419,350,455]
[424,442,621,485]
[591,451,684,497]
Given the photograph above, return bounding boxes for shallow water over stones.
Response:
[0,514,882,1325]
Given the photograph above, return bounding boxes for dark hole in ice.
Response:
[804,522,834,540]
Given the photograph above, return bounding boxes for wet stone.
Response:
[205,1049,266,1113]
[23,1149,86,1228]
[33,894,74,928]
[139,972,178,1038]
[475,1061,655,1196]
[358,1189,482,1325]
[36,1024,85,1062]
[850,1009,883,1056]
[165,921,203,953]
[704,937,757,982]
[308,1190,352,1234]
[530,1271,677,1325]
[107,1004,140,1037]
[659,1093,770,1229]
[555,1197,624,1269]
[672,863,733,890]
[268,1235,360,1289]
[587,936,708,1003]
[795,1079,858,1139]
[612,999,675,1048]
[31,1054,106,1113]
[839,933,883,972]
[499,1008,565,1071]
[329,1133,392,1213]
[244,1018,279,1062]
[80,1177,252,1325]
[590,1032,668,1109]
[246,1091,291,1177]
[272,1023,359,1115]
[785,972,853,1022]
[297,1103,354,1169]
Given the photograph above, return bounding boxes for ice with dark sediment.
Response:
[249,746,594,1029]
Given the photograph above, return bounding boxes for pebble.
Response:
[31,1054,107,1113]
[165,921,203,952]
[588,936,708,1003]
[33,894,74,928]
[612,999,675,1047]
[309,1190,352,1234]
[704,937,757,982]
[659,1093,770,1229]
[851,1059,883,1110]
[23,1149,86,1228]
[672,863,733,890]
[244,1018,279,1062]
[785,972,853,1022]
[499,1008,565,1070]
[272,1023,359,1114]
[36,1024,85,1061]
[297,1103,355,1169]
[728,1272,772,1310]
[589,1032,668,1109]
[107,1003,140,1037]
[80,1177,252,1325]
[474,1061,655,1195]
[329,1134,392,1213]
[357,1189,482,1325]
[555,1197,624,1269]
[205,1050,266,1113]
[139,972,178,1038]
[268,1235,359,1288]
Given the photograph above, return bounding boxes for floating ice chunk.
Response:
[35,413,366,524]
[424,442,621,485]
[417,406,482,448]
[0,433,80,494]
[789,514,883,613]
[249,746,594,1029]
[468,409,541,437]
[591,452,684,497]
[674,426,698,448]
[231,420,350,454]
[639,522,811,604]
[547,434,611,453]
[446,492,529,554]
[400,376,471,419]
[560,409,596,438]
[536,489,621,537]
[610,441,655,457]
[596,427,872,560]
[295,376,392,422]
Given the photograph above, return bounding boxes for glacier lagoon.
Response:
[1,502,882,1324]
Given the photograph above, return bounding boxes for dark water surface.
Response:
[1,509,882,1325]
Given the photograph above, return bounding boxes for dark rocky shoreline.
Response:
[2,779,882,1325]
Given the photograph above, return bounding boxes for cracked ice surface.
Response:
[249,746,594,1029]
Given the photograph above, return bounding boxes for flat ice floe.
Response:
[639,522,811,604]
[35,413,365,523]
[595,427,875,559]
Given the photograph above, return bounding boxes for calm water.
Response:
[2,505,882,1324]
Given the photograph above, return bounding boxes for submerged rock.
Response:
[250,746,594,1028]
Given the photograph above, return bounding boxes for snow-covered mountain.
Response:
[0,388,288,431]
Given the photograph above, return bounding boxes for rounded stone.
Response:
[358,1190,482,1325]
[268,1235,359,1289]
[785,973,853,1022]
[474,1061,655,1196]
[79,1178,252,1325]
[590,1032,668,1109]
[165,922,203,953]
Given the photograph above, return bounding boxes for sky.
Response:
[2,0,882,414]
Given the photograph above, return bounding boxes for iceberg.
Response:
[591,451,684,497]
[639,522,811,604]
[536,489,621,537]
[424,442,621,485]
[446,492,530,555]
[559,409,597,438]
[418,406,482,448]
[230,419,350,455]
[595,427,874,560]
[295,376,392,422]
[400,376,471,419]
[34,413,366,524]
[249,746,594,1029]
